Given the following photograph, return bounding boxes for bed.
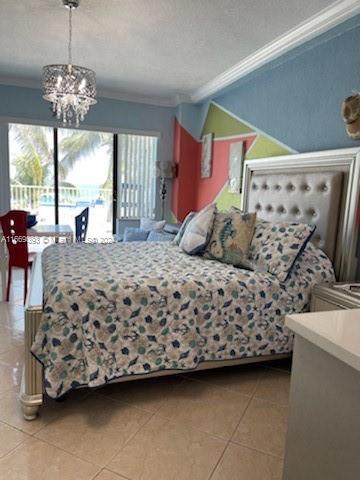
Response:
[21,147,360,420]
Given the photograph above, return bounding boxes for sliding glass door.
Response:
[9,123,159,240]
[58,128,113,240]
[118,133,158,219]
[9,123,114,241]
[9,124,55,225]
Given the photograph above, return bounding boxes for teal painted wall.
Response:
[0,84,175,166]
[178,15,360,152]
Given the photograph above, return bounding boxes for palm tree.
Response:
[10,124,114,216]
[11,124,113,187]
[58,130,113,186]
[10,124,54,186]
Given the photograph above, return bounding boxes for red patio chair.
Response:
[0,210,35,304]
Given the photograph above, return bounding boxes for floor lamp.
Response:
[156,161,175,220]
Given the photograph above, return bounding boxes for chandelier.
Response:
[42,0,97,126]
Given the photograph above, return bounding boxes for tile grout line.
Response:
[0,434,35,463]
[0,414,40,437]
[31,435,103,469]
[0,432,29,461]
[206,381,259,480]
[92,467,131,480]
[102,406,159,471]
[105,464,133,480]
[229,438,285,460]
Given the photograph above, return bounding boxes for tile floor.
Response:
[0,268,292,480]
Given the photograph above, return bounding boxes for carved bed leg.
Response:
[22,405,40,421]
[20,386,42,421]
[21,306,44,420]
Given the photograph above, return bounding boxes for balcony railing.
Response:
[10,183,154,219]
[10,185,113,211]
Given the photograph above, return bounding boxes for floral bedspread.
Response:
[32,241,334,398]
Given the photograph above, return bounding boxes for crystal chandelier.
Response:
[42,0,97,126]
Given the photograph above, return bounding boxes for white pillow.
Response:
[180,204,216,255]
[140,218,166,231]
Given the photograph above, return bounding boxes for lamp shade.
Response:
[156,161,175,178]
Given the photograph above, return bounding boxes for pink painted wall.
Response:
[171,119,200,221]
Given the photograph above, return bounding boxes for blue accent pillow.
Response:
[123,227,149,242]
[147,230,176,242]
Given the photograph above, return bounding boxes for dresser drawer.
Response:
[311,283,360,312]
[311,296,345,312]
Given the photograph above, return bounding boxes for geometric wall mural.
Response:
[199,102,294,212]
[172,101,295,221]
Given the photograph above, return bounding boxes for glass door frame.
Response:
[6,118,161,234]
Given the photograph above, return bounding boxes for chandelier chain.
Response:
[68,6,73,65]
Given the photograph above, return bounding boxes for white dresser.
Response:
[283,309,360,480]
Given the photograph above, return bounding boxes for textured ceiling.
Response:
[0,0,336,103]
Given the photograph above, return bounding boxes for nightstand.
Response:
[311,283,360,312]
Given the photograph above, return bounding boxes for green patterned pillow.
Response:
[173,212,196,246]
[204,210,257,266]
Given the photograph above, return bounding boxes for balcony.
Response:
[11,184,113,240]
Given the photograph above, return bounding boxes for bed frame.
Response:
[21,147,360,420]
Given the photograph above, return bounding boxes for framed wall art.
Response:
[228,140,245,193]
[201,133,213,178]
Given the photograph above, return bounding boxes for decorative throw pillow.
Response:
[204,210,256,266]
[140,218,166,231]
[173,211,196,245]
[147,230,176,242]
[249,220,316,281]
[123,227,149,242]
[180,204,216,255]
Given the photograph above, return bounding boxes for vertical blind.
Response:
[118,133,158,219]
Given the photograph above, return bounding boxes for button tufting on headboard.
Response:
[318,183,328,192]
[286,183,295,192]
[247,170,344,260]
[307,208,317,218]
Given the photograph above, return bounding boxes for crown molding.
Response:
[190,0,360,103]
[174,93,193,105]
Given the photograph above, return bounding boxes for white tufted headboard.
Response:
[241,148,360,281]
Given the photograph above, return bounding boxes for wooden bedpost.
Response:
[21,254,44,420]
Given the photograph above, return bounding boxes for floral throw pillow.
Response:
[204,210,256,266]
[180,204,216,255]
[173,211,196,246]
[249,220,316,281]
